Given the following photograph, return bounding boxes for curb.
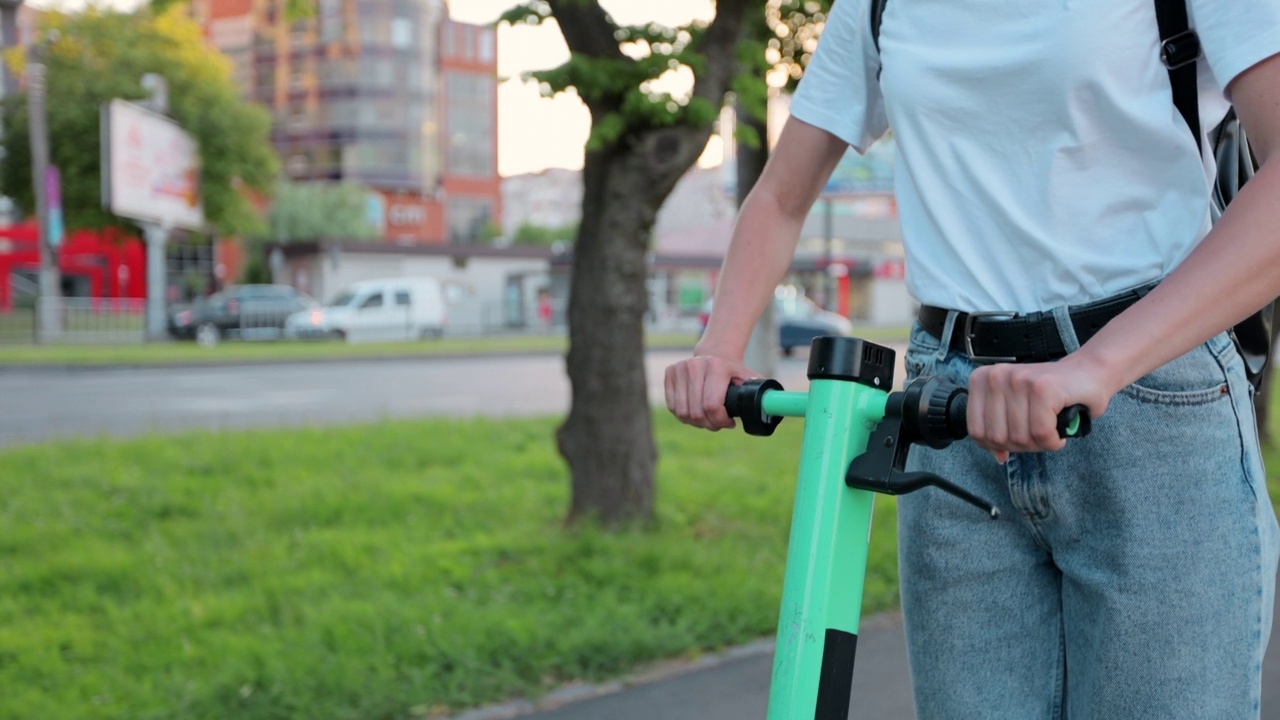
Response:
[443,611,904,720]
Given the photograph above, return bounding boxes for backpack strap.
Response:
[870,0,888,54]
[1153,0,1204,154]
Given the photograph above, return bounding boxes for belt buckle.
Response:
[963,311,1020,363]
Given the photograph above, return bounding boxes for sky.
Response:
[450,0,719,177]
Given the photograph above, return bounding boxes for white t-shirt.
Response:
[791,0,1280,313]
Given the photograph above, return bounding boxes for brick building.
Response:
[192,0,500,245]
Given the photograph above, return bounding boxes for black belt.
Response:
[918,283,1156,363]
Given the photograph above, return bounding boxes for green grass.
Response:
[0,334,685,367]
[0,325,913,368]
[0,413,902,719]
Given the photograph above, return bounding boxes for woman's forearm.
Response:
[694,118,853,362]
[695,189,809,361]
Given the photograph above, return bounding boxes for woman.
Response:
[665,0,1280,716]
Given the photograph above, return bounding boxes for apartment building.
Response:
[193,0,500,244]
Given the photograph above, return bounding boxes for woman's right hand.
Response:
[664,353,760,431]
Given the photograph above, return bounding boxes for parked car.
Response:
[169,284,318,346]
[699,289,854,355]
[285,277,447,343]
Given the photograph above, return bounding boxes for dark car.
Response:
[698,290,854,355]
[169,284,318,346]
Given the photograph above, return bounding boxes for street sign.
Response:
[45,165,63,248]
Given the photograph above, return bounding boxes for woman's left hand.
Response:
[965,353,1115,463]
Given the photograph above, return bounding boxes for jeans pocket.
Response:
[1120,333,1233,406]
[904,321,944,382]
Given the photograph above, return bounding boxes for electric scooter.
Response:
[724,335,1088,719]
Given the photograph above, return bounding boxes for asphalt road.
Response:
[0,350,791,447]
[3,351,1277,718]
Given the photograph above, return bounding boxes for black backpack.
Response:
[870,0,1274,389]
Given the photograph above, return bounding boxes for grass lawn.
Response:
[0,334,668,366]
[0,326,914,368]
[0,413,902,719]
[1,401,1274,719]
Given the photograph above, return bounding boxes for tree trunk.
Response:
[560,127,712,527]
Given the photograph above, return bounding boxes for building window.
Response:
[391,17,413,49]
[445,73,495,177]
[447,197,494,244]
[462,25,474,60]
[319,0,343,42]
[286,153,310,177]
[442,23,455,57]
[478,29,495,63]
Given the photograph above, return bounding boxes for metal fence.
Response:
[0,295,694,346]
[0,297,147,345]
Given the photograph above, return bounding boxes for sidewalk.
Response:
[486,571,1280,720]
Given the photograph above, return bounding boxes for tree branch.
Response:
[546,0,627,61]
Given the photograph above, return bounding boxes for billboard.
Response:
[102,99,204,230]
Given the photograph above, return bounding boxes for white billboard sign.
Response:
[102,99,204,230]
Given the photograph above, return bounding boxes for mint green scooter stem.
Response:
[725,336,1090,719]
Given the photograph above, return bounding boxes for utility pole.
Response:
[735,94,777,379]
[823,197,834,311]
[139,73,171,342]
[27,33,62,340]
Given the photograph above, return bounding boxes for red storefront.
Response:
[0,224,146,311]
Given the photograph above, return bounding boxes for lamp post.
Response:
[27,29,63,339]
[139,73,171,341]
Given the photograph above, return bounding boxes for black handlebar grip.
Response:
[1056,404,1092,438]
[724,383,750,419]
[951,394,1092,440]
[724,378,785,436]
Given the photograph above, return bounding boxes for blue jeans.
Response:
[899,314,1280,719]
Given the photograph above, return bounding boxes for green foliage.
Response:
[264,180,380,243]
[0,330,734,365]
[0,413,899,718]
[501,4,714,150]
[512,221,578,247]
[767,0,833,93]
[0,7,277,237]
[497,1,553,27]
[500,1,831,151]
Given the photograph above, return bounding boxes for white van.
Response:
[286,277,447,343]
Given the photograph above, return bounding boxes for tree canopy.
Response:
[0,6,278,237]
[264,181,381,243]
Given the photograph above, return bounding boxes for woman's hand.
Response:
[665,354,760,431]
[965,352,1116,463]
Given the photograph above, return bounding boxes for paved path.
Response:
[518,599,1280,719]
